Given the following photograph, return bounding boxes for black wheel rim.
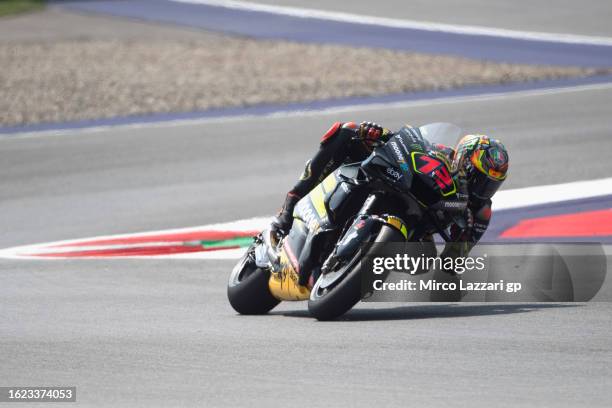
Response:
[311,248,362,300]
[229,245,258,287]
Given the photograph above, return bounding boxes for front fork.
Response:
[321,192,409,274]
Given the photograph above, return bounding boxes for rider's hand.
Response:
[450,207,474,242]
[359,121,384,141]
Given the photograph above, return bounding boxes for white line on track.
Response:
[1,178,611,260]
[4,80,612,140]
[0,218,270,260]
[173,0,612,46]
[493,177,612,211]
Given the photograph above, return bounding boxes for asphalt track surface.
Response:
[245,0,612,37]
[2,83,612,406]
[58,0,612,67]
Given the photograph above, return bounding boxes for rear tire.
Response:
[227,246,280,315]
[308,225,403,320]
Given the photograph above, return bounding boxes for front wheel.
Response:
[308,225,403,320]
[227,244,280,315]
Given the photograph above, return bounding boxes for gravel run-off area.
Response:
[0,8,609,127]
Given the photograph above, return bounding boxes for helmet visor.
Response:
[470,172,504,200]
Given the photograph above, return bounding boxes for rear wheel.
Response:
[308,225,403,320]
[227,244,280,315]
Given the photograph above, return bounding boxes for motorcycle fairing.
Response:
[271,164,368,300]
[293,163,366,232]
[268,219,311,300]
[376,128,457,204]
[293,172,338,232]
[268,247,311,301]
[410,151,457,197]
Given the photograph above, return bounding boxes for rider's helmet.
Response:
[451,135,509,200]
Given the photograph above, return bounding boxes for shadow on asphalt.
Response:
[271,303,580,321]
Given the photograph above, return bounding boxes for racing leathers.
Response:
[272,121,493,276]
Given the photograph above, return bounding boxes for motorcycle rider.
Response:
[272,121,509,279]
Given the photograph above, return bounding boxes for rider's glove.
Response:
[450,207,474,242]
[359,121,384,142]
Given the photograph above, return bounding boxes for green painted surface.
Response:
[200,236,253,249]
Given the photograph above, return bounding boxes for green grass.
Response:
[0,0,45,17]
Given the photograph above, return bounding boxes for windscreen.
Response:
[418,122,463,148]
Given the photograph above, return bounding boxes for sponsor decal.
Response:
[396,135,411,155]
[385,167,402,181]
[412,152,456,196]
[297,200,320,231]
[402,127,424,144]
[441,200,467,209]
[389,141,405,162]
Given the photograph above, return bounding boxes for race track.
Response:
[57,0,612,67]
[3,83,612,246]
[244,0,612,37]
[2,83,612,406]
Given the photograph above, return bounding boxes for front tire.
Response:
[308,225,403,320]
[227,245,280,315]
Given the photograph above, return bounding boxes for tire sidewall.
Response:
[227,246,280,315]
[308,225,404,320]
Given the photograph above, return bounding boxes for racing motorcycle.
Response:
[228,123,469,320]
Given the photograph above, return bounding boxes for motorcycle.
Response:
[227,123,469,320]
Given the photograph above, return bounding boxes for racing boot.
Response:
[271,192,301,236]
